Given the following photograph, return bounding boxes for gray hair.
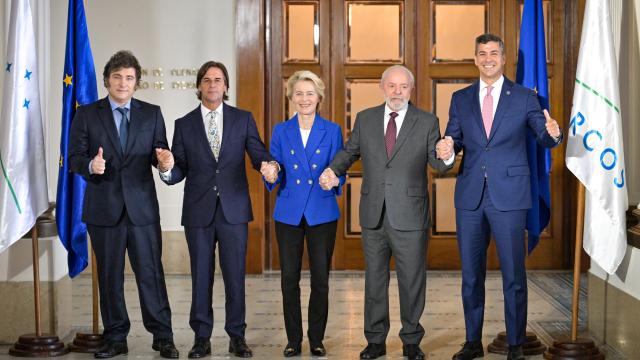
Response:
[380,65,415,88]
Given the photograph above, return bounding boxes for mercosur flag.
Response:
[0,0,49,252]
[566,0,628,274]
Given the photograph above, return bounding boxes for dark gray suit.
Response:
[329,103,452,345]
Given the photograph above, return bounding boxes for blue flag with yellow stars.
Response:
[516,0,551,253]
[55,0,98,277]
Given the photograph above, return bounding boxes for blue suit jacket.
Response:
[266,114,345,226]
[163,103,272,226]
[445,78,559,211]
[69,97,169,226]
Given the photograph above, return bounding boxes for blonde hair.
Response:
[286,70,325,110]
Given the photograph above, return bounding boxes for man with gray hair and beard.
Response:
[319,65,454,360]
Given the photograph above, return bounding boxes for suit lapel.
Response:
[488,78,514,143]
[124,98,143,157]
[468,81,487,142]
[371,104,387,161]
[218,104,235,164]
[96,97,122,158]
[387,105,418,163]
[284,115,311,174]
[304,114,326,161]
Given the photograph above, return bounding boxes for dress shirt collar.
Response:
[479,75,504,95]
[201,102,223,118]
[108,96,131,112]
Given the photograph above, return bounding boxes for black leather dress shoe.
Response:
[229,337,253,358]
[403,344,425,360]
[188,337,211,359]
[283,342,301,357]
[359,343,386,359]
[452,341,484,360]
[94,341,128,359]
[152,339,179,359]
[507,345,525,360]
[310,342,326,356]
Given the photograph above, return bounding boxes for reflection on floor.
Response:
[0,271,627,359]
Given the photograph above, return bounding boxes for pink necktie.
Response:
[385,112,398,158]
[481,85,494,138]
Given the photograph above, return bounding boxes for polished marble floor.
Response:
[0,271,627,359]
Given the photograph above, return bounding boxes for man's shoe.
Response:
[94,341,128,359]
[359,343,386,359]
[188,337,211,359]
[229,337,253,358]
[452,341,484,360]
[403,344,425,360]
[507,345,525,360]
[152,339,179,359]
[310,342,326,357]
[283,342,301,357]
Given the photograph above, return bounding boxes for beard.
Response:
[385,96,409,111]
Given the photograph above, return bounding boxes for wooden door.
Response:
[262,0,567,270]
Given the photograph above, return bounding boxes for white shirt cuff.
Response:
[443,154,455,166]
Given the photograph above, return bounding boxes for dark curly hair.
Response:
[196,61,230,101]
[103,50,142,88]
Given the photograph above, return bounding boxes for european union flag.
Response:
[55,0,98,277]
[516,0,551,253]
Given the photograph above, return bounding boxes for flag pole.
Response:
[9,220,69,357]
[543,183,603,360]
[67,246,103,352]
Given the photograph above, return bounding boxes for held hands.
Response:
[155,148,174,172]
[544,109,561,139]
[91,147,106,174]
[261,161,279,183]
[319,168,339,190]
[436,136,454,160]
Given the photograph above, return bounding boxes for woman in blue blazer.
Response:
[264,71,345,357]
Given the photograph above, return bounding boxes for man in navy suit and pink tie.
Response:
[439,34,562,360]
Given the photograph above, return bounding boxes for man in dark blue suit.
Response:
[159,61,277,358]
[69,50,178,359]
[441,34,561,360]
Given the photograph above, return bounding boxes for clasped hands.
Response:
[436,136,454,160]
[319,168,339,190]
[261,161,279,183]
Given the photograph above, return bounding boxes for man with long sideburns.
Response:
[69,50,178,359]
[320,65,454,360]
[158,61,278,358]
[441,33,561,360]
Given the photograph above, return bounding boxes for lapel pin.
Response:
[506,90,511,95]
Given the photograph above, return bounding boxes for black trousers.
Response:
[88,210,173,342]
[275,218,337,345]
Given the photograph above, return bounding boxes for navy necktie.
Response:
[116,107,129,152]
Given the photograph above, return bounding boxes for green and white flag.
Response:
[0,0,49,252]
[566,0,628,274]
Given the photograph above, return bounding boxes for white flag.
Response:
[0,0,49,252]
[566,0,628,274]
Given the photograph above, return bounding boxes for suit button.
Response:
[213,186,218,191]
[296,179,301,185]
[293,164,298,170]
[308,179,313,185]
[291,149,295,155]
[315,149,320,154]
[481,165,486,170]
[312,164,317,169]
[485,147,489,151]
[216,169,220,174]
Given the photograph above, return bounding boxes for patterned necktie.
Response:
[116,107,129,152]
[481,85,494,138]
[385,112,398,158]
[207,110,221,160]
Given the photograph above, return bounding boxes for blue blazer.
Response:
[445,78,560,212]
[266,114,345,226]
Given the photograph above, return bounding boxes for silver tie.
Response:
[207,110,221,160]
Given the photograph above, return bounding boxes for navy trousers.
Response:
[456,181,528,346]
